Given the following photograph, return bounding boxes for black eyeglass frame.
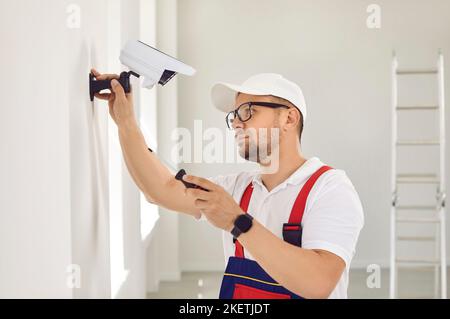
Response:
[225,102,290,129]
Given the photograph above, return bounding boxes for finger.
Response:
[183,175,218,192]
[110,79,126,100]
[91,69,120,81]
[91,68,101,77]
[94,93,112,101]
[186,188,211,201]
[98,73,120,81]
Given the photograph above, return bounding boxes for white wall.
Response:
[154,0,182,282]
[67,0,111,298]
[0,0,161,298]
[110,0,149,299]
[176,0,450,271]
[0,0,111,298]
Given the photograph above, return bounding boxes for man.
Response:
[91,69,364,299]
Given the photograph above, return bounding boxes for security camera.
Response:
[89,40,196,101]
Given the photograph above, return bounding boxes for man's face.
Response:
[231,93,283,163]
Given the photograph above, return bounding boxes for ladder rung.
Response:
[396,258,440,264]
[397,140,440,146]
[397,180,439,184]
[397,173,437,178]
[396,174,439,184]
[396,205,436,211]
[396,266,439,271]
[396,105,439,111]
[397,236,435,241]
[396,69,438,75]
[396,217,440,223]
[396,268,440,274]
[396,258,440,266]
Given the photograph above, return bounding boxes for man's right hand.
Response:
[91,68,136,127]
[90,70,204,220]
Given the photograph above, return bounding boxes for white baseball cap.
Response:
[211,73,307,122]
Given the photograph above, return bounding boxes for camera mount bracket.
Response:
[89,70,140,101]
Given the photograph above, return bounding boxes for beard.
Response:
[237,125,281,165]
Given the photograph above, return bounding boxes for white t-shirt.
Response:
[204,157,364,299]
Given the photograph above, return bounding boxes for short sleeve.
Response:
[206,174,240,195]
[301,170,364,268]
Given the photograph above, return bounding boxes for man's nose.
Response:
[232,117,244,130]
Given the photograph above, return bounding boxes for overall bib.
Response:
[219,165,333,299]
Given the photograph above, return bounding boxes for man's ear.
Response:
[285,107,300,131]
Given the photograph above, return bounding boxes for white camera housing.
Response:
[119,40,196,89]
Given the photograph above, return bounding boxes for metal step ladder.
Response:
[390,51,447,299]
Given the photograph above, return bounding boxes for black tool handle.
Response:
[147,148,208,191]
[175,169,209,192]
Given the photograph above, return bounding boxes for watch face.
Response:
[235,214,253,233]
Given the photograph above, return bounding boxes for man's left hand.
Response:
[182,175,243,231]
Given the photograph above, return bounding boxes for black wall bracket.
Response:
[89,71,140,101]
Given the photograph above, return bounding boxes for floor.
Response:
[147,268,450,299]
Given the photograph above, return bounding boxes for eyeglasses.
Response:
[225,102,290,129]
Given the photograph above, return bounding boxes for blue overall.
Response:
[219,165,333,299]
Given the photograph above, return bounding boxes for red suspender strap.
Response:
[234,165,333,257]
[283,165,333,246]
[234,183,253,258]
[288,165,333,224]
